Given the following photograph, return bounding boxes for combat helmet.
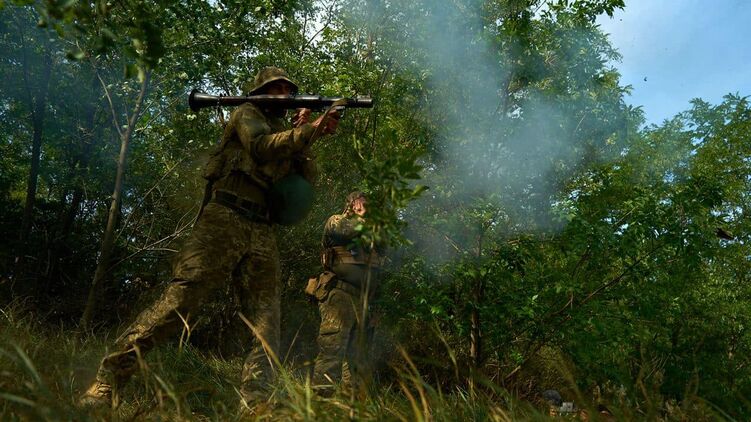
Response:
[245,66,299,95]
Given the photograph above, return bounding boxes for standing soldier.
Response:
[80,66,340,409]
[307,191,384,394]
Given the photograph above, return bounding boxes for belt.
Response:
[211,191,270,224]
[332,246,382,267]
[334,279,363,297]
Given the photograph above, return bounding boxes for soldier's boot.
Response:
[238,358,277,417]
[311,372,337,398]
[78,378,113,408]
[78,371,127,409]
[312,350,342,397]
[237,387,275,419]
[78,350,137,409]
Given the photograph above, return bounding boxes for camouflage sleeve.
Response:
[343,220,359,240]
[234,105,315,162]
[324,214,360,247]
[322,215,339,249]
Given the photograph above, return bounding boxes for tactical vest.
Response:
[325,246,383,268]
[201,104,314,224]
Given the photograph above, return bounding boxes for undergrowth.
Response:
[0,301,733,421]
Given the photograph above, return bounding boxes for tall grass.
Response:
[0,301,734,421]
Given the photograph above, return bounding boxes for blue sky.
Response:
[596,0,751,125]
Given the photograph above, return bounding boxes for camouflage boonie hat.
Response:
[245,66,299,95]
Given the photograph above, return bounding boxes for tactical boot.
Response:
[238,401,275,420]
[78,354,133,409]
[78,378,113,408]
[238,386,275,419]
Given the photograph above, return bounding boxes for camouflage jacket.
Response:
[323,214,385,267]
[323,214,361,250]
[205,103,317,204]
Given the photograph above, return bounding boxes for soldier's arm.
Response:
[234,105,315,162]
[332,215,361,244]
[321,215,337,269]
[322,215,338,248]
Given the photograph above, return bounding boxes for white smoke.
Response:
[341,0,626,253]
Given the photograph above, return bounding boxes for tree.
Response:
[0,6,57,292]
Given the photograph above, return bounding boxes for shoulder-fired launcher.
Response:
[188,89,373,112]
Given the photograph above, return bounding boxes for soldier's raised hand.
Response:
[293,108,312,128]
[312,109,340,135]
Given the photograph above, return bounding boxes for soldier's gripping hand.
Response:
[312,109,341,135]
[293,108,312,128]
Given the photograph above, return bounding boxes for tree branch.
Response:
[116,157,187,242]
[109,207,196,272]
[97,69,124,138]
[300,0,337,57]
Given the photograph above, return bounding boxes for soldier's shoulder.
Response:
[228,103,270,137]
[233,102,265,120]
[245,102,264,113]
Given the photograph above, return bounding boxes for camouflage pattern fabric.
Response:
[96,203,280,396]
[209,101,317,198]
[322,214,361,250]
[244,66,299,96]
[313,288,368,390]
[87,67,316,405]
[312,213,379,391]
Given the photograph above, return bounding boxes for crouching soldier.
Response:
[306,191,384,395]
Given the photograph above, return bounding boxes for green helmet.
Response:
[245,66,299,95]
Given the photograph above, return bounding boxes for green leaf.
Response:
[65,49,85,60]
[124,63,139,79]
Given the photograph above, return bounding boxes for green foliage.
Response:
[35,0,168,70]
[0,0,749,419]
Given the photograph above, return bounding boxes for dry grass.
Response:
[0,301,734,421]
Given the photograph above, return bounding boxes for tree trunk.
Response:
[469,275,484,397]
[19,40,53,245]
[45,76,102,290]
[470,282,483,368]
[12,26,53,293]
[63,75,102,239]
[80,71,151,330]
[469,224,486,396]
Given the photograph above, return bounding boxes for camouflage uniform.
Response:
[82,67,317,407]
[312,196,383,391]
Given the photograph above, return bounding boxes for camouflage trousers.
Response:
[312,282,375,392]
[95,202,280,400]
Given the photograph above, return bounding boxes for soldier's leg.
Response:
[346,304,376,396]
[82,204,248,406]
[312,289,357,391]
[238,223,281,402]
